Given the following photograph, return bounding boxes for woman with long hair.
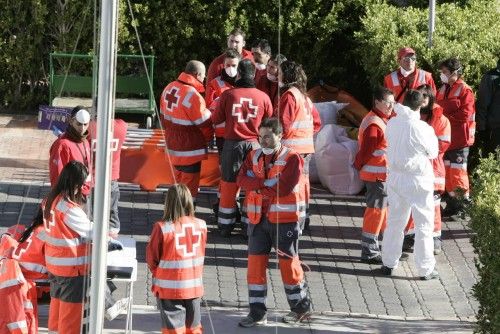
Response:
[146,184,207,334]
[43,160,92,334]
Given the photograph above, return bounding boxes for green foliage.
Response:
[356,0,500,91]
[468,150,500,333]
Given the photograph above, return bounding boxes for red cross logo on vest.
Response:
[165,87,181,112]
[175,223,201,257]
[231,97,259,123]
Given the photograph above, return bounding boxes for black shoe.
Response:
[402,234,415,252]
[361,255,382,264]
[399,253,410,261]
[420,270,439,280]
[218,225,232,238]
[380,265,393,276]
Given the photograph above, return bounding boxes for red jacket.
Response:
[436,79,476,150]
[49,132,92,194]
[211,86,273,141]
[207,49,254,83]
[384,68,436,103]
[88,119,127,180]
[146,216,207,299]
[256,75,279,111]
[205,75,234,111]
[422,104,451,191]
[160,72,214,165]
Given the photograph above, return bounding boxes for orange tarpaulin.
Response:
[118,129,220,191]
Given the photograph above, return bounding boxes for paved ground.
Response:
[0,115,478,333]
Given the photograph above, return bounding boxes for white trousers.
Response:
[382,174,436,277]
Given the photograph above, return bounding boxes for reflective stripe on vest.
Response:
[7,320,27,331]
[0,277,23,289]
[358,112,388,182]
[167,148,207,157]
[281,87,315,154]
[152,277,203,290]
[215,77,225,88]
[158,257,204,269]
[46,255,88,267]
[438,134,451,142]
[23,300,34,310]
[390,71,400,87]
[19,262,47,274]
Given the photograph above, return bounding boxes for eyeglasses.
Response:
[403,56,417,61]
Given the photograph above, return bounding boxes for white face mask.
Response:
[440,72,449,84]
[400,66,414,77]
[255,63,266,70]
[266,72,277,82]
[261,147,275,155]
[225,66,238,78]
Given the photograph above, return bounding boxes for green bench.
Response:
[49,52,156,128]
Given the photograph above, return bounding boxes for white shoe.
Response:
[105,297,129,321]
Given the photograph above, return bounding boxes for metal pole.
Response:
[428,0,436,48]
[89,0,118,332]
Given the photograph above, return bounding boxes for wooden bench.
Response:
[49,53,156,128]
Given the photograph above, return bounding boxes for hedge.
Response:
[469,150,500,333]
[355,0,500,91]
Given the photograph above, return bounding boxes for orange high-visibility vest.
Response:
[358,111,388,182]
[43,196,91,277]
[426,104,451,192]
[0,257,31,334]
[151,216,207,300]
[12,225,48,283]
[244,147,306,224]
[436,80,476,149]
[207,76,233,138]
[280,87,315,154]
[160,72,212,165]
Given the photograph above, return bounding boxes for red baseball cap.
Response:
[398,47,416,59]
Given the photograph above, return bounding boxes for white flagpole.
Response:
[89,0,118,332]
[428,0,436,48]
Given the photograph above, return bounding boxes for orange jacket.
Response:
[148,216,207,300]
[424,104,451,191]
[160,72,214,165]
[43,196,92,277]
[12,225,47,283]
[384,68,436,103]
[0,257,36,334]
[436,79,476,150]
[279,87,316,154]
[357,111,388,182]
[243,147,306,224]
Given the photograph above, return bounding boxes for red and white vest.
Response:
[357,111,388,182]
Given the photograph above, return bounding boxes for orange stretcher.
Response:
[119,128,220,191]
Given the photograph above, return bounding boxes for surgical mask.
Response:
[440,72,449,84]
[262,143,280,155]
[400,66,414,77]
[266,72,277,82]
[225,66,237,78]
[255,63,266,70]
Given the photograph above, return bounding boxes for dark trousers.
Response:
[157,297,202,333]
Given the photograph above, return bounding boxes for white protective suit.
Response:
[382,104,439,277]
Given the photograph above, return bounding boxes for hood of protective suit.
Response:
[386,104,438,178]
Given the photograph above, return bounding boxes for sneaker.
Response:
[433,237,442,255]
[420,270,439,281]
[360,255,382,264]
[399,253,410,261]
[282,311,312,323]
[380,265,393,276]
[238,314,267,328]
[105,297,129,321]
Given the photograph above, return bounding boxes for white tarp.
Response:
[314,124,364,195]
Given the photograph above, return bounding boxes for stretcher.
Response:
[119,128,221,191]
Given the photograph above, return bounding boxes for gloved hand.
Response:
[246,170,256,177]
[107,238,124,252]
[263,178,278,187]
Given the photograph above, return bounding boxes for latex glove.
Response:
[246,170,256,178]
[263,178,278,187]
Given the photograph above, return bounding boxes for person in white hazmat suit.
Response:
[381,89,440,280]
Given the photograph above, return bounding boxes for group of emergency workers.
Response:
[356,47,476,281]
[0,27,483,333]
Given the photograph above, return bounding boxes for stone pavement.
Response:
[0,116,478,332]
